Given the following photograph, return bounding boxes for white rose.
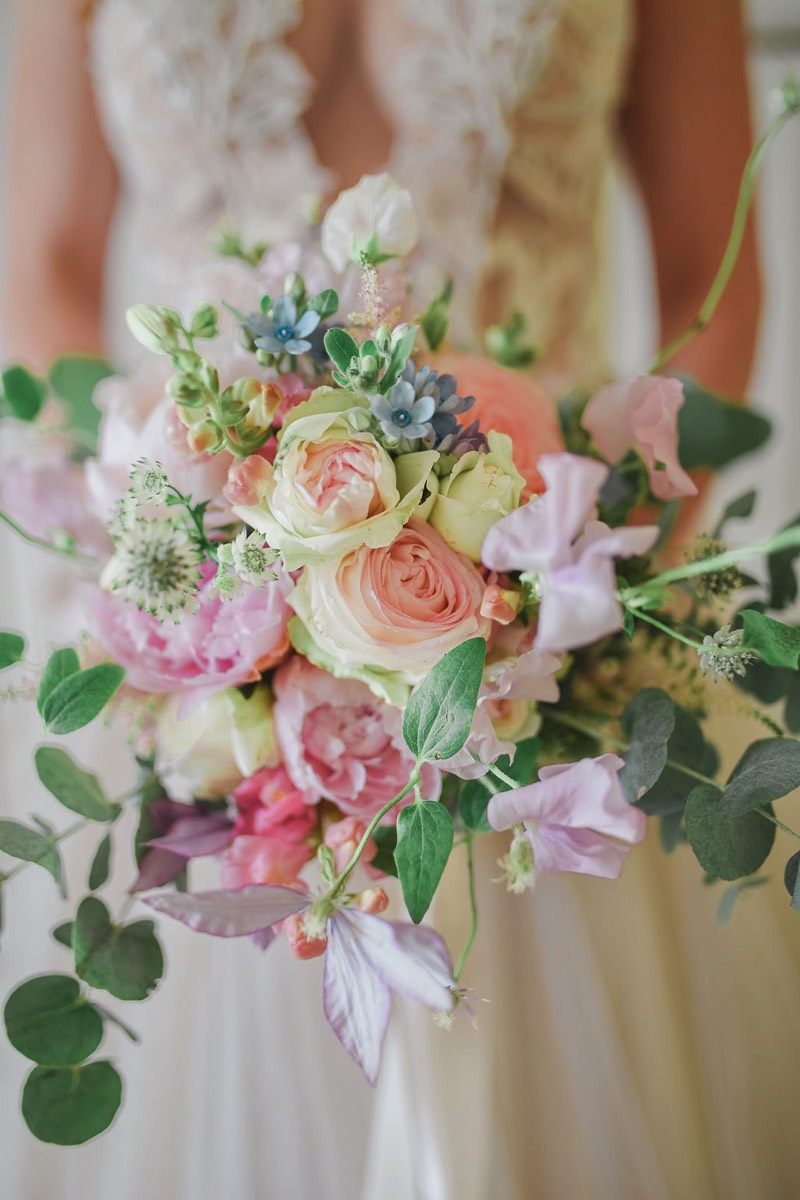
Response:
[321,174,419,272]
[429,432,525,561]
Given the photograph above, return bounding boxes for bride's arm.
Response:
[622,0,762,398]
[2,0,118,371]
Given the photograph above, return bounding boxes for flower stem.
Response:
[486,763,518,791]
[0,510,95,564]
[454,834,478,984]
[754,806,800,844]
[330,770,420,896]
[630,608,706,650]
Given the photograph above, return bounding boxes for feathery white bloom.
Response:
[101,518,203,621]
[129,458,170,506]
[697,624,758,682]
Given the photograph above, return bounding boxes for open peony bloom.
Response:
[142,885,455,1084]
[481,453,659,653]
[581,374,698,502]
[488,753,646,879]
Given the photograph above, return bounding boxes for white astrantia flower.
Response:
[216,528,280,590]
[321,174,419,273]
[101,518,204,621]
[129,458,170,506]
[697,624,758,682]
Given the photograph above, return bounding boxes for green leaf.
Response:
[382,326,418,392]
[784,851,800,912]
[369,826,398,878]
[41,663,125,734]
[619,688,676,803]
[659,810,686,853]
[685,785,776,880]
[48,355,114,448]
[421,280,452,352]
[73,896,163,1001]
[677,377,772,470]
[492,737,539,789]
[721,737,800,815]
[1,364,47,421]
[0,631,25,670]
[395,802,454,923]
[768,513,800,609]
[52,921,73,948]
[402,638,487,762]
[458,780,493,833]
[740,609,800,668]
[88,834,112,891]
[0,820,63,894]
[34,746,119,823]
[324,327,359,373]
[21,1061,122,1145]
[37,648,81,715]
[713,489,757,537]
[5,974,103,1066]
[716,876,768,925]
[636,705,718,816]
[307,289,339,320]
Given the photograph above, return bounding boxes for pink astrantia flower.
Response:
[219,766,318,888]
[581,375,698,502]
[488,753,646,879]
[481,453,659,653]
[91,562,292,714]
[272,656,440,819]
[142,886,455,1084]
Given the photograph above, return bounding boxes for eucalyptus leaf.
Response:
[34,746,120,823]
[685,785,775,880]
[402,638,486,762]
[768,513,800,610]
[0,821,63,894]
[740,609,800,669]
[0,631,25,670]
[619,688,675,803]
[636,706,717,816]
[784,851,800,912]
[721,737,800,816]
[713,489,757,537]
[677,378,771,471]
[37,648,81,715]
[22,1061,122,1145]
[73,896,163,1001]
[5,975,103,1066]
[41,664,125,735]
[52,922,74,949]
[395,802,454,923]
[89,834,112,891]
[1,364,47,421]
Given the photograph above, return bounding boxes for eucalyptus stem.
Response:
[649,105,795,373]
[454,834,478,984]
[0,818,90,883]
[630,608,706,650]
[330,770,420,897]
[754,806,800,844]
[0,510,95,565]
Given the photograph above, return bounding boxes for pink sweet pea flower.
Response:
[581,375,698,502]
[481,453,659,653]
[488,753,646,879]
[142,885,455,1084]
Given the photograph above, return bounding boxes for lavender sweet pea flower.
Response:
[142,885,455,1083]
[488,753,646,879]
[481,453,659,653]
[247,296,320,356]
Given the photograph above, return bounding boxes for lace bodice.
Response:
[90,0,632,385]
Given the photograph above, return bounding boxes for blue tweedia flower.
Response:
[372,378,437,441]
[398,363,476,449]
[247,296,320,355]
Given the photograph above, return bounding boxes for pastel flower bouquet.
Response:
[3,88,800,1146]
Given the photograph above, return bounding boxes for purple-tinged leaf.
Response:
[140,885,309,936]
[130,849,185,893]
[145,814,233,859]
[323,914,392,1086]
[340,910,455,1012]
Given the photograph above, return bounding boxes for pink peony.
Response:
[581,375,698,502]
[273,656,440,819]
[221,766,318,889]
[488,753,646,879]
[91,562,292,714]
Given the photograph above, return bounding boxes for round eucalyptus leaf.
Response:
[4,974,103,1066]
[685,785,776,881]
[22,1061,122,1145]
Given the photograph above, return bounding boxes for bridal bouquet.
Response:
[3,90,800,1145]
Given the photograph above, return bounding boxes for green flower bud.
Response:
[284,272,306,305]
[167,375,208,405]
[126,304,178,354]
[189,302,219,340]
[187,419,225,455]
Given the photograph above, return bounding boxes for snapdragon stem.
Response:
[0,510,95,565]
[454,834,478,984]
[330,770,420,897]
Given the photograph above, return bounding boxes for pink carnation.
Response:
[220,766,317,889]
[91,562,292,714]
[581,375,698,502]
[273,656,440,820]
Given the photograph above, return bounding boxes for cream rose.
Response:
[288,517,492,703]
[429,431,525,561]
[233,392,437,568]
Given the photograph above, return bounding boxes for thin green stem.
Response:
[486,763,518,791]
[454,834,478,984]
[330,770,420,896]
[631,608,706,650]
[0,510,95,564]
[649,108,794,373]
[755,806,800,844]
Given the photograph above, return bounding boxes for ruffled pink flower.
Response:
[224,454,274,506]
[488,753,646,879]
[221,765,317,888]
[273,656,440,820]
[91,562,292,714]
[481,453,659,653]
[581,375,698,502]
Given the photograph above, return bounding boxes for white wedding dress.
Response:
[4,2,800,1198]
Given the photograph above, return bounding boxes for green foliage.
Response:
[395,802,454,923]
[22,1061,122,1145]
[0,631,25,670]
[636,705,718,817]
[721,737,800,816]
[307,289,339,320]
[493,738,539,789]
[324,328,359,374]
[716,876,768,925]
[421,279,452,352]
[40,663,125,735]
[52,922,73,949]
[4,975,103,1066]
[685,785,775,880]
[0,821,63,895]
[34,746,120,823]
[458,780,493,833]
[784,850,800,911]
[73,897,163,1002]
[740,609,800,668]
[37,648,81,715]
[48,355,114,449]
[767,514,800,609]
[1,365,47,421]
[402,638,486,762]
[485,311,537,370]
[369,826,398,878]
[713,489,757,537]
[88,834,112,891]
[619,689,675,803]
[677,377,771,470]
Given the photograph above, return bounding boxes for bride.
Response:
[3,1,798,1197]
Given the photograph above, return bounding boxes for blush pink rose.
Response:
[581,375,698,502]
[290,517,492,687]
[91,562,292,714]
[220,765,318,888]
[273,656,441,819]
